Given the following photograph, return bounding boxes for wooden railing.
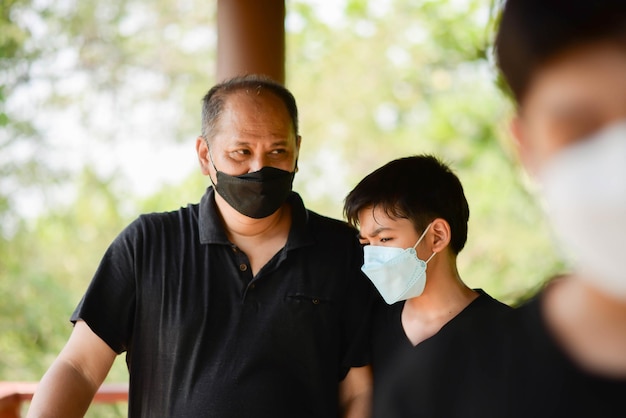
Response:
[0,382,128,418]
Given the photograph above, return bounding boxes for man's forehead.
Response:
[223,88,287,109]
[219,91,292,122]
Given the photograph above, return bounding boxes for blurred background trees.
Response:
[1,0,564,415]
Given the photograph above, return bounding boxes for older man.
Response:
[28,75,374,418]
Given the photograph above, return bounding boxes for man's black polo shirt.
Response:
[71,187,374,418]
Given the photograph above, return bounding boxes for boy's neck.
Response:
[402,257,478,345]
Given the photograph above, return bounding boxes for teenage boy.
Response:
[374,1,626,417]
[344,155,510,403]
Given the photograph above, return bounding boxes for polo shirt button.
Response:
[239,264,248,272]
[250,283,256,290]
[312,298,320,305]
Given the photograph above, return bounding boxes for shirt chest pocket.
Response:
[282,291,337,340]
[286,292,333,307]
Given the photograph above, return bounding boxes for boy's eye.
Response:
[380,238,392,243]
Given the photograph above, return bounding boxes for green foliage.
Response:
[286,0,563,299]
[0,0,565,415]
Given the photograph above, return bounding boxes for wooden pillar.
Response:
[217,0,286,84]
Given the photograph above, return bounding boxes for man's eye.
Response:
[380,238,392,243]
[270,149,287,155]
[232,149,250,156]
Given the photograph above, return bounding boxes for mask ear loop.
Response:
[413,222,437,264]
[204,139,219,186]
[413,223,432,249]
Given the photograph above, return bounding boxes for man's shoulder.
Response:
[137,202,200,222]
[120,203,201,239]
[289,192,356,237]
[305,209,359,238]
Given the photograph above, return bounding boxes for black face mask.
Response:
[214,167,295,218]
[206,143,296,218]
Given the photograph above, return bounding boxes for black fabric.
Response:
[371,289,511,403]
[214,166,295,219]
[71,187,374,418]
[374,292,626,418]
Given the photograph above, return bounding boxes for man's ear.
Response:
[196,136,211,176]
[430,218,451,254]
[294,135,302,172]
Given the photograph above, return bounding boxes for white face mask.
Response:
[361,223,436,305]
[539,120,626,300]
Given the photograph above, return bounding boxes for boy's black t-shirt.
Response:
[374,292,626,418]
[371,289,511,389]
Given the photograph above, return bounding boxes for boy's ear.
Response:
[430,218,451,254]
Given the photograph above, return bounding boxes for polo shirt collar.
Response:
[198,187,315,250]
[284,192,316,250]
[199,187,231,245]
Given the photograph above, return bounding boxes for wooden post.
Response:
[217,0,286,84]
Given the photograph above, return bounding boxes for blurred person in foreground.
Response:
[374,1,626,417]
[343,155,510,407]
[27,75,374,418]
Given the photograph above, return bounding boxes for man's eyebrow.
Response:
[231,140,251,146]
[229,139,291,147]
[270,139,290,146]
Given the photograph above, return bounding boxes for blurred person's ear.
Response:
[510,115,537,176]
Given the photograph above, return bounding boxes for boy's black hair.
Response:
[344,155,470,254]
[495,0,626,104]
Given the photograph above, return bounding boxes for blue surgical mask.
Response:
[361,223,436,304]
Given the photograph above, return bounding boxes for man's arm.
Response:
[27,320,117,418]
[340,365,373,418]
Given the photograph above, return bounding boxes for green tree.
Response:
[286,0,563,299]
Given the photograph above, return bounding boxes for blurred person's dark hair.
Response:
[494,0,626,104]
[344,155,470,254]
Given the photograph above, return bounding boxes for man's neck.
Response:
[214,192,293,276]
[214,192,291,241]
